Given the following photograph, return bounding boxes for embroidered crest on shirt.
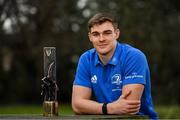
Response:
[111,74,122,91]
[91,75,97,83]
[111,74,121,85]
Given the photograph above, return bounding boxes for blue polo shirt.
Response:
[73,42,158,119]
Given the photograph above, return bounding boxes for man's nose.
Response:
[99,34,105,41]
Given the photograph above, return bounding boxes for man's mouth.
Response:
[98,44,108,48]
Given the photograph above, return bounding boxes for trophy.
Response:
[41,47,59,116]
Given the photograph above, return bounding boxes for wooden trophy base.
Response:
[43,101,58,117]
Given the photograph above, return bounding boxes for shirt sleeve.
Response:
[73,53,91,88]
[123,49,148,86]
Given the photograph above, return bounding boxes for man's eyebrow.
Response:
[91,31,99,34]
[103,30,112,32]
[91,30,112,34]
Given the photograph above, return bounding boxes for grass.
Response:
[155,105,180,119]
[0,104,180,118]
[0,104,73,115]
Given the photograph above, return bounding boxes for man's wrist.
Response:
[107,103,114,114]
[102,103,108,114]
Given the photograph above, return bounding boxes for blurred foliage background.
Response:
[0,0,180,116]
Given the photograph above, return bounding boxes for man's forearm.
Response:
[72,99,103,114]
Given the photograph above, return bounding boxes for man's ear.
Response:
[88,32,92,42]
[115,29,120,39]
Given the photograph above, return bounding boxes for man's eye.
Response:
[92,33,99,36]
[103,32,112,35]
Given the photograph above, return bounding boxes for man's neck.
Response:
[99,54,112,65]
[98,44,117,65]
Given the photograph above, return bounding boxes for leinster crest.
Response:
[111,74,121,85]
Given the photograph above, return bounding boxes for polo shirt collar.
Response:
[94,42,121,66]
[94,52,101,66]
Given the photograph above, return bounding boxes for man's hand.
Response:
[107,91,141,115]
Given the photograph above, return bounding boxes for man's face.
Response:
[88,21,120,56]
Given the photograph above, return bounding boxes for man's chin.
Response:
[96,47,110,55]
[98,51,109,56]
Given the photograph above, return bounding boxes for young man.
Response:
[72,12,158,119]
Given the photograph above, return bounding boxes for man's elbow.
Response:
[72,100,83,114]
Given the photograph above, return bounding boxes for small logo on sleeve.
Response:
[91,75,97,83]
[125,72,143,79]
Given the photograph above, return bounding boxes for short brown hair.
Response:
[88,12,119,32]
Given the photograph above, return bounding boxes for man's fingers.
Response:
[127,100,140,105]
[128,107,140,114]
[124,90,132,99]
[121,90,132,99]
[129,110,139,115]
[122,105,140,114]
[127,104,140,109]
